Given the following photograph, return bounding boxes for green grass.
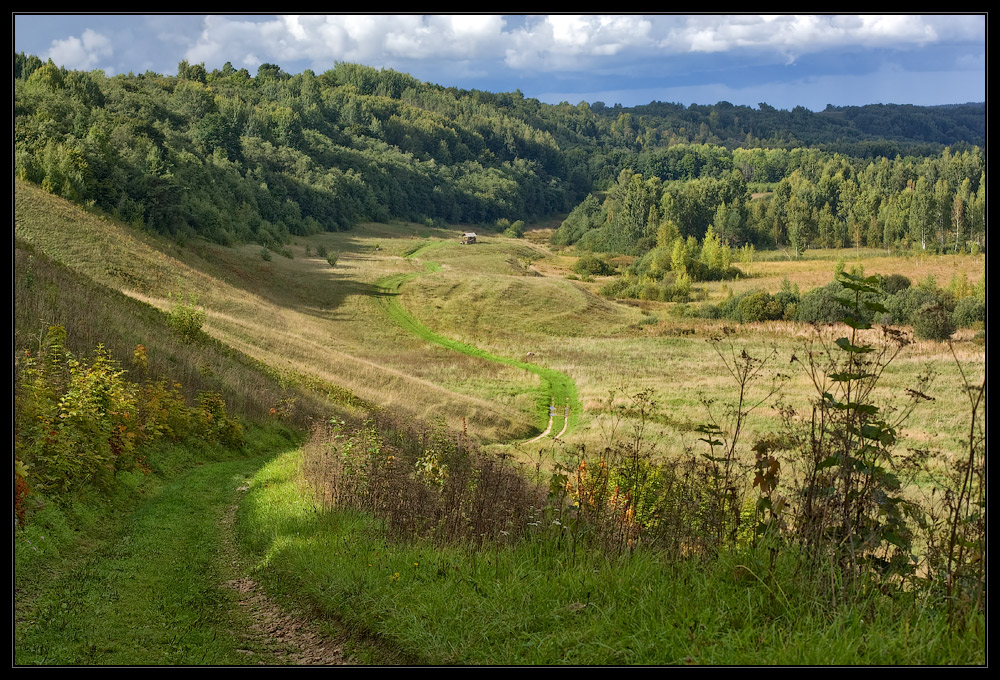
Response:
[374,246,581,439]
[240,449,985,665]
[15,426,302,665]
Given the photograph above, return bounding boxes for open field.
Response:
[16,179,984,467]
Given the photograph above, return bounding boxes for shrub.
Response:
[715,288,780,323]
[302,416,543,545]
[14,327,245,515]
[196,391,244,448]
[573,254,614,276]
[316,244,328,258]
[166,293,206,342]
[17,329,141,495]
[696,303,721,319]
[882,273,912,295]
[884,286,941,326]
[326,252,339,268]
[796,282,850,323]
[913,302,956,341]
[259,247,271,261]
[503,220,525,239]
[735,290,783,323]
[599,277,630,298]
[953,296,985,329]
[773,289,799,309]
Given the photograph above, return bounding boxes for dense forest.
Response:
[556,147,985,254]
[14,53,985,251]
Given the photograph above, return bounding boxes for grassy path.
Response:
[374,245,579,441]
[14,450,352,666]
[16,458,268,665]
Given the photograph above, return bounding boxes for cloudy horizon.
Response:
[14,14,986,111]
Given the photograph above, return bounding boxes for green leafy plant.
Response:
[503,220,525,239]
[166,293,206,342]
[791,272,931,579]
[952,296,985,329]
[17,327,140,495]
[913,302,956,341]
[196,391,244,448]
[573,253,614,276]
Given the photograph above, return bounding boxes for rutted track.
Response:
[374,244,579,442]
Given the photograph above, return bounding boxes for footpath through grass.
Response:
[241,449,985,665]
[375,242,579,440]
[14,428,301,665]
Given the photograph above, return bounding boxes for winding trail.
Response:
[374,241,579,442]
[15,455,351,665]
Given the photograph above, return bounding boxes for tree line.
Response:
[14,53,986,249]
[556,147,985,257]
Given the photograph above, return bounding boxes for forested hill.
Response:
[14,53,985,246]
[596,100,985,155]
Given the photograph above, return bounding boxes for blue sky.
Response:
[14,14,986,111]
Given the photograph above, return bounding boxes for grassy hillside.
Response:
[15,181,543,441]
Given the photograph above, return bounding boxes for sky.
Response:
[13,14,987,111]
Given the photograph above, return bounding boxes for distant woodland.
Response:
[14,54,985,254]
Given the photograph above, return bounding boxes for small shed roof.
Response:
[463,232,477,237]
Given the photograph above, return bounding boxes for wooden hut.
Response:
[460,232,477,244]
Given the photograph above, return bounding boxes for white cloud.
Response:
[502,14,981,71]
[643,15,956,58]
[46,28,113,70]
[506,15,655,70]
[184,14,508,71]
[177,14,984,75]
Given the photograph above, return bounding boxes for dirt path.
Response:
[554,401,571,439]
[523,400,555,443]
[220,489,353,665]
